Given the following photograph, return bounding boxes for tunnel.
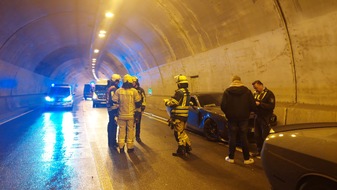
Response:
[1,0,337,125]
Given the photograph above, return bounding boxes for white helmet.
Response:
[174,74,188,84]
[111,74,121,82]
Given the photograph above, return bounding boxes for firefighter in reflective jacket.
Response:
[164,75,192,156]
[112,74,142,153]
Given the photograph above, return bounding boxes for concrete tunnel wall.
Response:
[127,0,337,125]
[1,0,337,125]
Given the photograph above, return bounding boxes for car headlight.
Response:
[63,95,73,102]
[45,96,54,102]
[93,93,98,99]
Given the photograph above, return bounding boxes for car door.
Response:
[187,95,202,131]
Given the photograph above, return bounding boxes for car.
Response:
[261,123,337,190]
[186,92,256,142]
[45,84,74,110]
[83,83,93,100]
[92,79,108,107]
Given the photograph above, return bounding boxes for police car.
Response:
[45,84,74,110]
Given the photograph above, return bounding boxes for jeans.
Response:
[254,116,271,153]
[228,120,250,160]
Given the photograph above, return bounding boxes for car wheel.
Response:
[203,119,219,141]
[299,177,337,190]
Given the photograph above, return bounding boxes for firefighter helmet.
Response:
[123,74,133,83]
[175,75,188,84]
[111,74,121,82]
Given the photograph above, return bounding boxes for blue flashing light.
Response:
[0,78,18,88]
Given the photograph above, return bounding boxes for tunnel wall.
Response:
[138,1,337,125]
[0,60,50,123]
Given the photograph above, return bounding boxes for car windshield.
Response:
[95,85,107,91]
[197,93,222,107]
[49,87,70,96]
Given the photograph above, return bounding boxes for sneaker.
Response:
[225,156,234,163]
[244,158,254,165]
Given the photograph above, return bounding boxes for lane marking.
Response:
[90,142,114,190]
[0,109,36,126]
[143,112,168,124]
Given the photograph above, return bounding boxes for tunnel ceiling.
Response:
[0,0,283,82]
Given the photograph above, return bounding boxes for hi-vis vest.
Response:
[170,88,190,119]
[254,89,268,101]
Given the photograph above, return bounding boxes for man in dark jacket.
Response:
[251,80,275,157]
[106,74,121,148]
[221,75,256,164]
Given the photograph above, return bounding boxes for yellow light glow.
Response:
[99,30,106,34]
[92,58,96,61]
[291,134,297,138]
[98,33,105,38]
[105,12,114,18]
[94,49,99,53]
[279,134,284,137]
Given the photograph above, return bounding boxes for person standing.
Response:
[106,74,121,148]
[112,74,142,153]
[221,75,256,164]
[132,76,146,142]
[164,75,192,157]
[251,80,275,157]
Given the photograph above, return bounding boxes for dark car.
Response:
[261,123,337,190]
[83,84,93,100]
[186,92,255,142]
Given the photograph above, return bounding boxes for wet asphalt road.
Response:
[0,97,271,190]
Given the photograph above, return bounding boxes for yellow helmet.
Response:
[111,74,121,82]
[174,74,188,84]
[132,76,138,83]
[123,74,133,83]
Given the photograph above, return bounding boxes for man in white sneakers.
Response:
[221,75,256,164]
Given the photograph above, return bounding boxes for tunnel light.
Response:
[92,58,96,62]
[94,49,99,53]
[105,12,114,18]
[92,63,95,66]
[98,30,106,38]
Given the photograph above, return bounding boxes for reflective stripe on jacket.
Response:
[166,88,190,121]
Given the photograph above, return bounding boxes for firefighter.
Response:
[132,76,146,142]
[106,74,121,148]
[112,74,142,153]
[164,75,192,157]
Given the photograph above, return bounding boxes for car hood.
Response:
[203,106,225,116]
[48,94,70,98]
